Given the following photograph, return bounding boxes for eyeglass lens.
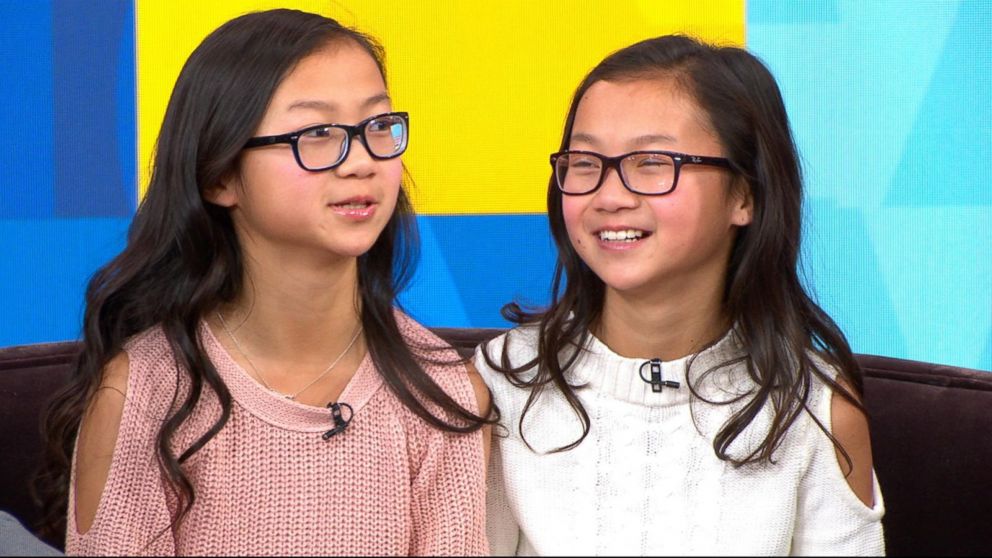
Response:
[555,152,677,194]
[297,114,407,170]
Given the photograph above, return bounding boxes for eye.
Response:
[636,154,673,167]
[568,155,602,170]
[299,126,345,143]
[303,126,335,139]
[366,115,406,142]
[366,120,390,133]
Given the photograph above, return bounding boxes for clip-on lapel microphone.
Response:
[323,402,353,440]
[639,358,681,393]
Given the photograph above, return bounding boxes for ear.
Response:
[729,178,753,227]
[203,171,240,208]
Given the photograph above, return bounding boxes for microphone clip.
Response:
[639,358,680,393]
[323,402,353,440]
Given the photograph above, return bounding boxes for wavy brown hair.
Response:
[485,35,864,464]
[38,8,492,544]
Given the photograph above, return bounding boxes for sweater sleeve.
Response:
[65,340,177,555]
[790,382,886,556]
[393,313,489,555]
[409,426,488,556]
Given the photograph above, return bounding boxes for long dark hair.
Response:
[487,35,864,464]
[39,8,490,541]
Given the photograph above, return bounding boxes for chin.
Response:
[603,281,656,296]
[590,268,656,294]
[336,243,379,259]
[321,229,385,257]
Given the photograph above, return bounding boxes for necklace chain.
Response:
[216,310,362,401]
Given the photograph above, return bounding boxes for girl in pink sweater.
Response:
[39,9,492,555]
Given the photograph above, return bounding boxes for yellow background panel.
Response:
[137,1,744,214]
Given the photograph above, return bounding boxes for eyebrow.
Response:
[570,132,678,149]
[286,92,392,114]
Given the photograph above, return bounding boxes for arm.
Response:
[467,362,493,470]
[68,351,176,556]
[483,438,522,556]
[472,342,523,556]
[409,363,490,556]
[791,379,885,556]
[829,380,876,508]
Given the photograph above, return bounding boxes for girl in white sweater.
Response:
[476,35,885,556]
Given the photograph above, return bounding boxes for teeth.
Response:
[599,229,644,242]
[337,202,369,209]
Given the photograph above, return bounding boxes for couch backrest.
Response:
[0,340,78,547]
[2,331,990,555]
[857,354,992,555]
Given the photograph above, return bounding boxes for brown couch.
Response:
[2,328,990,555]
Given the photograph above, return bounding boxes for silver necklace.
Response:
[216,310,362,401]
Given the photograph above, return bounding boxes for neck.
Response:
[217,250,364,368]
[596,274,729,362]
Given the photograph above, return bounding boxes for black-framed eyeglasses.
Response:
[244,111,409,172]
[550,149,732,196]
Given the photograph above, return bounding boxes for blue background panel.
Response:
[0,0,135,346]
[53,0,136,218]
[400,214,557,328]
[0,218,130,345]
[0,2,54,219]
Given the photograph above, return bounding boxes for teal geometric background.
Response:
[0,0,989,371]
[747,0,991,371]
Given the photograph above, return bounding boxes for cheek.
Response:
[378,160,404,209]
[648,190,704,228]
[561,197,587,247]
[650,186,735,249]
[245,150,310,185]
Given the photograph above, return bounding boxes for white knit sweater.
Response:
[475,326,885,556]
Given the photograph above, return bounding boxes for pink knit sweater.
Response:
[66,313,487,556]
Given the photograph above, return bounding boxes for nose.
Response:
[591,166,639,212]
[333,134,375,178]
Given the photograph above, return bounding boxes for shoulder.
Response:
[472,325,548,433]
[73,351,131,534]
[688,344,844,463]
[122,325,175,371]
[826,374,876,508]
[117,325,184,419]
[81,334,179,428]
[100,350,131,397]
[392,309,455,349]
[803,352,865,435]
[393,310,464,369]
[391,310,480,408]
[802,353,878,509]
[464,359,492,419]
[80,352,131,447]
[392,310,461,367]
[473,323,541,382]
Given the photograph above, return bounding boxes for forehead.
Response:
[571,78,717,149]
[267,41,387,114]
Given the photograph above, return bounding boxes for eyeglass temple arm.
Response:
[683,154,733,168]
[244,133,294,149]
